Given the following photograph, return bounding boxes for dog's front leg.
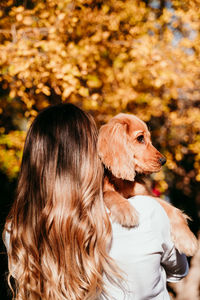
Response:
[157,198,198,256]
[103,177,138,227]
[104,190,139,227]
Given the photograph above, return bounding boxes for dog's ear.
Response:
[97,119,136,181]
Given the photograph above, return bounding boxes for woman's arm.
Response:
[161,246,189,282]
[150,197,189,282]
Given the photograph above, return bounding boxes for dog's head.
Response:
[97,113,166,181]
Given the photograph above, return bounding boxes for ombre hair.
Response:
[3,103,122,300]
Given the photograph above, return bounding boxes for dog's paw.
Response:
[109,200,139,228]
[162,204,199,257]
[171,225,198,256]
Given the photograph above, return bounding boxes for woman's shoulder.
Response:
[128,195,171,230]
[128,195,168,215]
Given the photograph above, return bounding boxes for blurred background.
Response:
[0,0,199,299]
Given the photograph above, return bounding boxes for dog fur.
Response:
[98,113,198,256]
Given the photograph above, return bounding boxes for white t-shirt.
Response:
[105,195,189,300]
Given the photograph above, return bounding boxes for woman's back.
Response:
[107,195,188,300]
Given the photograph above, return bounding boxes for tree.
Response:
[0,0,199,223]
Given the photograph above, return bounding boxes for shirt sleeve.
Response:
[3,221,12,252]
[4,229,10,251]
[161,246,189,282]
[150,197,189,282]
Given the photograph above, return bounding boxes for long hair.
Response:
[3,103,122,300]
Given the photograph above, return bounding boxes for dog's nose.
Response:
[159,157,166,166]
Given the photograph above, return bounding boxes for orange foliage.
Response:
[0,0,199,198]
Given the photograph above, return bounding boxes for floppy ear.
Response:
[97,119,136,181]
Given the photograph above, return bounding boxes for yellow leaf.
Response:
[23,16,33,26]
[87,75,102,88]
[62,86,75,99]
[16,14,23,21]
[78,87,89,97]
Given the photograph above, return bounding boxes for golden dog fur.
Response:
[98,113,198,256]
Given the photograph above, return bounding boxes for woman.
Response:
[3,103,189,300]
[3,103,122,300]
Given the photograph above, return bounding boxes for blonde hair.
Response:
[3,103,122,300]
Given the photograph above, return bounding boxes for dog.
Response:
[97,113,198,256]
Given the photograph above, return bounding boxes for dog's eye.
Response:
[137,135,145,143]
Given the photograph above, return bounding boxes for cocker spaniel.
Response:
[98,113,198,256]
